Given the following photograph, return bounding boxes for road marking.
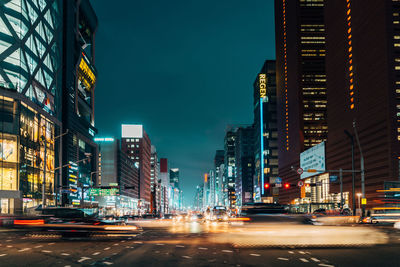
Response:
[92,252,101,256]
[198,247,208,250]
[113,243,119,246]
[311,258,320,262]
[18,248,31,252]
[288,251,294,254]
[6,245,12,248]
[48,242,55,245]
[64,265,71,267]
[300,258,309,262]
[299,251,306,254]
[176,245,185,248]
[182,256,192,259]
[61,253,70,256]
[155,251,160,253]
[104,247,111,250]
[78,257,91,263]
[250,254,261,257]
[222,250,233,253]
[41,250,52,253]
[278,257,289,261]
[34,245,43,248]
[156,243,165,246]
[121,240,126,243]
[318,264,335,267]
[0,254,6,257]
[134,241,143,244]
[103,262,113,265]
[6,240,11,242]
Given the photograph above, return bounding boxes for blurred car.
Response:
[190,213,204,222]
[210,206,229,222]
[362,207,400,224]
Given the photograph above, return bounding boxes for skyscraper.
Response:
[235,126,255,206]
[224,127,237,208]
[253,60,278,202]
[61,0,98,206]
[275,0,328,204]
[325,0,400,210]
[0,0,63,213]
[169,168,179,189]
[214,150,225,206]
[121,124,151,206]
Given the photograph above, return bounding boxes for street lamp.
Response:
[41,129,69,208]
[353,121,365,217]
[357,193,362,211]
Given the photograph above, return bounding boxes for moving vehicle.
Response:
[210,206,228,222]
[362,207,400,224]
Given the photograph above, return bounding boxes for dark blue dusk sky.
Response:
[91,0,275,206]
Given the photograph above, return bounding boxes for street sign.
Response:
[297,180,304,187]
[297,168,304,175]
[330,175,338,182]
[89,188,119,196]
[361,198,367,205]
[275,183,282,188]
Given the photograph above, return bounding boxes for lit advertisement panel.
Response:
[0,135,18,163]
[300,141,326,179]
[122,124,143,138]
[77,53,96,92]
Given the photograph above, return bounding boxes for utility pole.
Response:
[353,120,365,217]
[41,135,47,208]
[339,168,343,209]
[344,130,356,215]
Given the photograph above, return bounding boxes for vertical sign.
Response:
[259,73,267,194]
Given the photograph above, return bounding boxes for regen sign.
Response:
[300,141,326,179]
[259,73,267,98]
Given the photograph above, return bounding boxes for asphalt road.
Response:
[0,226,399,267]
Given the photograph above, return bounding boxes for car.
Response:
[362,207,400,224]
[210,206,229,222]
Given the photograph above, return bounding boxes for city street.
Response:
[0,223,400,267]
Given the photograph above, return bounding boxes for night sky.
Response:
[91,0,275,206]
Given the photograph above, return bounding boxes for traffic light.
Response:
[284,183,290,189]
[264,183,270,189]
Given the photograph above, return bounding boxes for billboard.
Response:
[122,124,143,138]
[300,141,326,179]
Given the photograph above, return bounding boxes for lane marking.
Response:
[104,247,111,250]
[64,265,71,267]
[48,242,55,245]
[0,254,6,257]
[318,264,335,267]
[176,245,185,248]
[311,258,320,262]
[156,244,165,246]
[134,241,143,244]
[198,247,208,250]
[222,250,233,253]
[182,256,192,259]
[78,257,91,263]
[121,240,126,243]
[113,243,119,246]
[103,262,113,265]
[92,252,101,256]
[34,245,43,248]
[18,248,31,252]
[288,251,294,254]
[42,250,52,253]
[278,257,289,261]
[6,240,11,242]
[61,253,70,256]
[6,245,12,248]
[250,254,261,257]
[299,251,306,254]
[300,258,309,263]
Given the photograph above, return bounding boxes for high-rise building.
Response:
[121,124,152,207]
[169,168,179,189]
[235,126,255,206]
[224,127,237,209]
[159,158,169,214]
[275,0,328,204]
[214,150,225,206]
[61,0,98,206]
[150,145,160,214]
[0,0,63,213]
[324,0,400,211]
[95,137,139,214]
[253,60,278,202]
[193,184,204,211]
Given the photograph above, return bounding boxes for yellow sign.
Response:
[361,198,367,205]
[259,74,267,98]
[78,56,96,91]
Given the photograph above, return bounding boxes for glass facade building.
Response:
[0,0,62,213]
